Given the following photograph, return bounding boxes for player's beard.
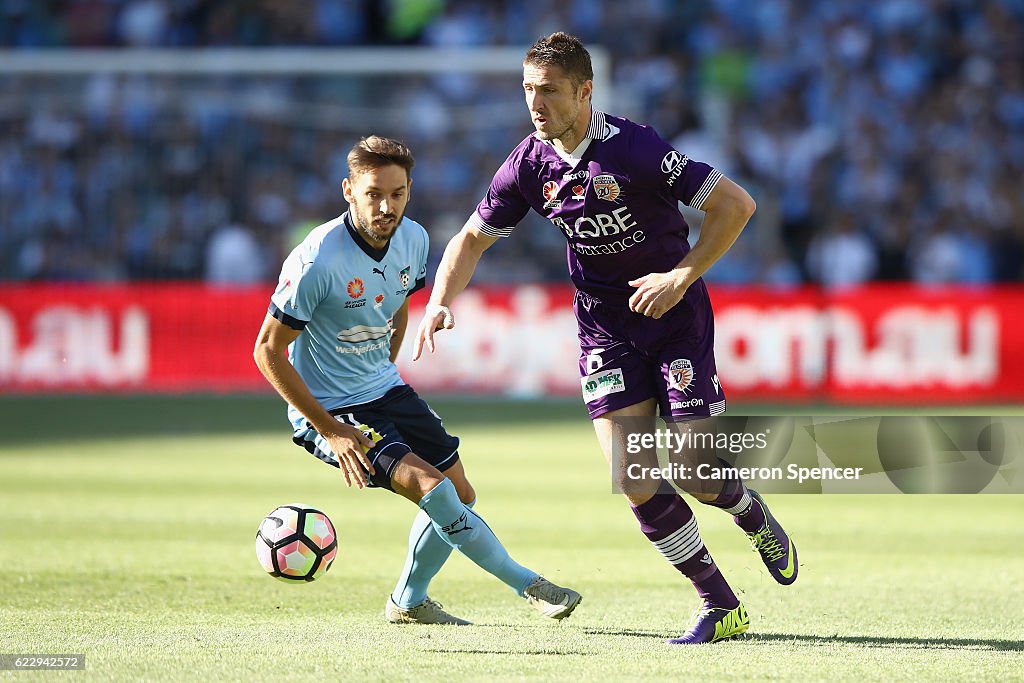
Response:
[353,207,403,245]
[534,93,582,142]
[535,113,576,141]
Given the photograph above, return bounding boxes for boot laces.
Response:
[748,526,785,562]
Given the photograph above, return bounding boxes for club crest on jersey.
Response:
[668,358,695,393]
[399,266,411,288]
[593,174,621,201]
[542,180,562,210]
[347,277,364,299]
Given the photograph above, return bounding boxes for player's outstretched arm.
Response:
[253,314,375,488]
[412,223,498,360]
[628,175,756,319]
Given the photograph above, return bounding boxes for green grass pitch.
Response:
[2,396,1023,681]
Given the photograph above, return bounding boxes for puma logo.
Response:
[372,266,387,280]
[441,512,473,536]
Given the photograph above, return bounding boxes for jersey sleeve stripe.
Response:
[690,169,723,211]
[268,302,308,330]
[469,211,514,238]
[409,277,427,296]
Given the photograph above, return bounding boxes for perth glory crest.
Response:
[668,358,694,393]
[593,174,621,201]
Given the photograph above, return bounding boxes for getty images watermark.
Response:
[624,427,863,485]
[609,416,1024,495]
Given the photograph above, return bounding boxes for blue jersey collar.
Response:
[343,211,390,262]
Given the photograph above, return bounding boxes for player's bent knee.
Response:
[456,481,476,505]
[618,479,662,507]
[624,489,658,507]
[390,452,446,504]
[442,460,476,504]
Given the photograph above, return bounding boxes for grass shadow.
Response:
[749,632,1024,652]
[581,627,1024,652]
[423,648,595,656]
[581,627,671,640]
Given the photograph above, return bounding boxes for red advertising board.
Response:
[708,287,1021,404]
[0,283,270,392]
[1,283,1021,404]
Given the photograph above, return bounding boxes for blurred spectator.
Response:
[758,244,803,289]
[0,0,1021,287]
[909,222,962,285]
[806,212,878,289]
[204,222,269,285]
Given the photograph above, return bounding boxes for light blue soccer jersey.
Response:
[268,212,428,430]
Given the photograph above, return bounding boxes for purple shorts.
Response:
[575,279,726,420]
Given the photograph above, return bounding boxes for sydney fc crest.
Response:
[593,174,621,201]
[399,266,411,288]
[668,358,694,393]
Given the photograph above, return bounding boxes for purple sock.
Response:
[699,462,766,534]
[631,493,738,609]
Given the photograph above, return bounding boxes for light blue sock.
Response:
[418,478,538,595]
[392,499,476,609]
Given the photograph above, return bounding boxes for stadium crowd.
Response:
[1,0,1022,286]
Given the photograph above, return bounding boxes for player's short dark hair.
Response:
[347,135,415,180]
[524,32,594,92]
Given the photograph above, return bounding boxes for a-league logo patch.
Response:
[668,358,694,393]
[399,266,411,288]
[593,174,621,201]
[542,181,558,202]
[347,277,364,299]
[542,180,562,210]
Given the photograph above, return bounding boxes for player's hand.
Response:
[628,271,691,319]
[412,303,455,360]
[325,424,376,489]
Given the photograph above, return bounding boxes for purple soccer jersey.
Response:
[471,110,727,419]
[470,110,722,300]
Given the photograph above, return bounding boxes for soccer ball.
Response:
[255,504,338,582]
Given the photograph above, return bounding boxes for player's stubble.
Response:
[352,206,404,244]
